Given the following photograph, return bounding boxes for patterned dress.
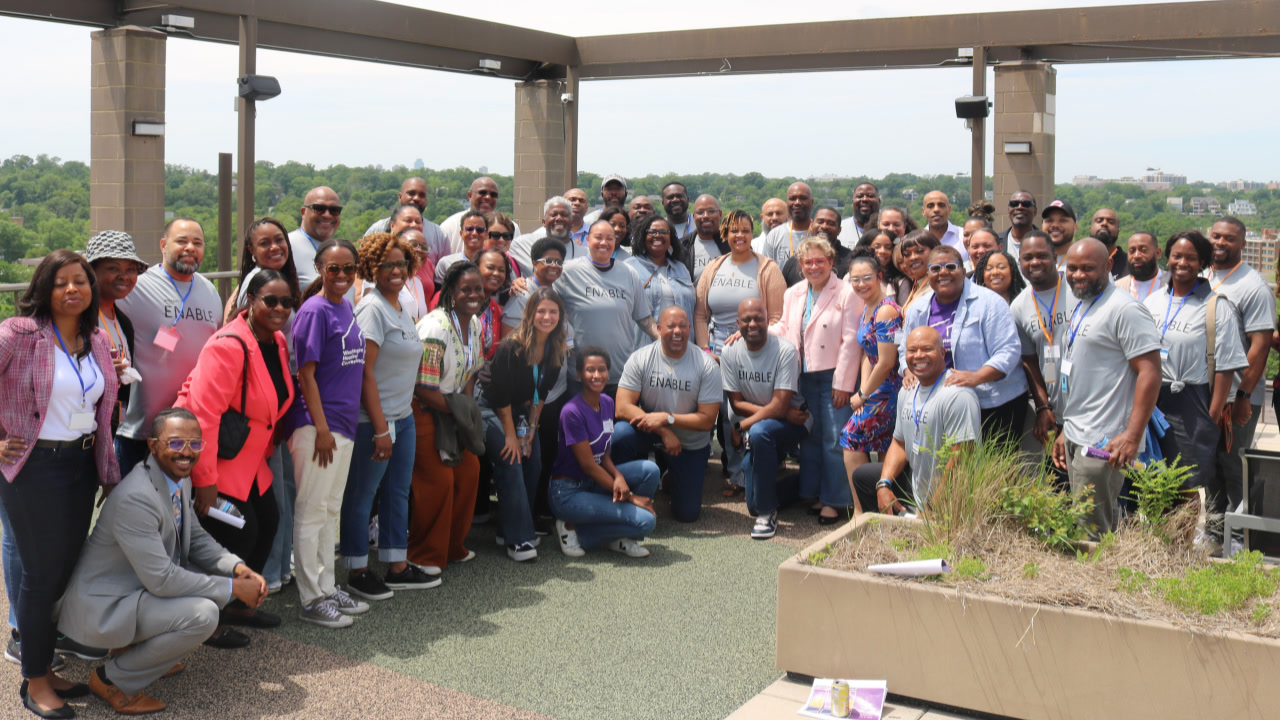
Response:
[839,297,903,452]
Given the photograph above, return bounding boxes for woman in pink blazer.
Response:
[770,237,864,525]
[175,270,295,634]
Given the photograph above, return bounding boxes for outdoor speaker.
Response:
[238,75,281,101]
[955,95,990,119]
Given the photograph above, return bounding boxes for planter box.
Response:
[776,515,1280,720]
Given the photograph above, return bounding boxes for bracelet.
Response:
[373,429,392,439]
[1236,390,1250,400]
[1035,405,1052,414]
[876,479,893,490]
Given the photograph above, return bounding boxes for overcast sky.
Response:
[2,0,1276,183]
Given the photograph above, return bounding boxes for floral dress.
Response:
[839,297,903,452]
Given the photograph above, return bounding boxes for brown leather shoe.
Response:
[89,670,166,715]
[161,662,184,678]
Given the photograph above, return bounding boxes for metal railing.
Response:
[0,271,242,316]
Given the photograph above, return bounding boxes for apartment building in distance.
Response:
[1243,229,1277,280]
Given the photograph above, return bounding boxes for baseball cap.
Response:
[1041,200,1076,221]
[602,173,627,190]
[84,230,148,270]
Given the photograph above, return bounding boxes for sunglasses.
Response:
[488,231,514,242]
[255,294,298,310]
[165,438,205,452]
[535,257,564,266]
[1008,200,1035,209]
[927,262,962,275]
[474,190,498,198]
[323,263,358,277]
[379,260,409,272]
[461,225,487,235]
[306,204,344,216]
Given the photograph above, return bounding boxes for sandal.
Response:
[720,483,745,498]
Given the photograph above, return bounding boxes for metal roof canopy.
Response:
[5,0,1278,80]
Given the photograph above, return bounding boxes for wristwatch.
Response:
[667,413,676,425]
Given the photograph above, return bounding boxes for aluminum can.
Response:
[830,680,850,718]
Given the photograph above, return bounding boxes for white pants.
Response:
[290,425,355,606]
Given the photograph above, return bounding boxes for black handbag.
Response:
[216,334,251,460]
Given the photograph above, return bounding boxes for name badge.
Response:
[1043,359,1058,382]
[1159,347,1170,359]
[153,326,181,352]
[1060,358,1073,377]
[1044,345,1061,361]
[68,412,94,432]
[388,423,397,444]
[602,419,615,434]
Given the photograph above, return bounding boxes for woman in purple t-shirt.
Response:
[290,239,368,629]
[548,345,660,558]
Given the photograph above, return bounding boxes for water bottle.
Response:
[214,497,244,520]
[516,416,532,457]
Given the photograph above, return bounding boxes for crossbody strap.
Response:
[1205,293,1217,381]
[217,334,250,413]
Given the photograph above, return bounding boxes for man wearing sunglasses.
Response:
[291,186,344,287]
[440,177,521,255]
[59,408,268,715]
[998,191,1038,263]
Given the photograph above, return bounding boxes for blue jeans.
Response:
[800,369,854,508]
[263,443,297,586]
[0,501,19,629]
[721,399,744,486]
[744,419,808,516]
[549,461,660,548]
[114,436,149,479]
[482,410,542,546]
[610,420,712,523]
[340,415,416,568]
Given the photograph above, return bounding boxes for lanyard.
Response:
[1066,295,1100,357]
[1055,254,1068,271]
[52,325,99,409]
[912,378,941,432]
[788,223,810,258]
[570,226,588,246]
[531,363,541,407]
[1129,272,1158,301]
[801,284,819,371]
[162,268,194,329]
[1209,262,1242,292]
[1162,281,1200,338]
[905,279,928,308]
[450,311,475,374]
[1032,277,1060,343]
[98,310,124,356]
[301,228,321,251]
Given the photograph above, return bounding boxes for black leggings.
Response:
[199,479,278,574]
[851,462,914,515]
[980,392,1029,449]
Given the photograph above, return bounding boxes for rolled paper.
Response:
[867,558,950,577]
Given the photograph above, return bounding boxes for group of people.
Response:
[0,170,1272,718]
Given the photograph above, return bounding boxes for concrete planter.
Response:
[776,515,1280,720]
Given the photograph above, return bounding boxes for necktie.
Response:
[171,489,182,533]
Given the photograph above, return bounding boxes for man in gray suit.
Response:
[59,408,268,715]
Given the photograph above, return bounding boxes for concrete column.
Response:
[513,80,566,234]
[91,26,167,264]
[992,62,1055,232]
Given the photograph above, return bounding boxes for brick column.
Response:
[513,80,566,234]
[992,62,1056,233]
[91,26,167,264]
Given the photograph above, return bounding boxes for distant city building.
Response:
[1071,171,1185,190]
[478,165,489,174]
[1072,175,1103,187]
[1166,197,1184,212]
[1227,198,1259,216]
[902,188,919,202]
[413,158,425,169]
[1227,179,1266,191]
[1242,231,1275,278]
[1189,197,1221,216]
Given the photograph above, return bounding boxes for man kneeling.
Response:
[59,408,268,714]
[851,327,981,514]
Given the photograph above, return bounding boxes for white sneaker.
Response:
[507,541,538,562]
[557,520,585,557]
[300,598,353,628]
[327,588,370,616]
[457,550,476,563]
[410,563,443,576]
[609,538,649,558]
[496,535,540,548]
[751,511,778,540]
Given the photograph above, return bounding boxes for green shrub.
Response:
[1125,457,1194,531]
[1156,551,1280,615]
[999,470,1094,553]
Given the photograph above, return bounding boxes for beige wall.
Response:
[513,80,566,234]
[992,62,1056,232]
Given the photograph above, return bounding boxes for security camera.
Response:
[561,93,575,104]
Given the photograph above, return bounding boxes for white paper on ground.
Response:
[206,506,246,529]
[798,678,889,719]
[866,558,950,577]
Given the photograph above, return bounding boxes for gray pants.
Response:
[1211,403,1261,519]
[1067,441,1125,537]
[105,594,219,696]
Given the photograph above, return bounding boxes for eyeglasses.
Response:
[255,294,298,310]
[379,260,409,272]
[849,274,878,285]
[801,259,830,268]
[306,204,343,216]
[1008,200,1035,209]
[461,225,487,235]
[535,257,564,266]
[488,231,514,242]
[165,438,205,452]
[644,229,669,238]
[927,262,961,275]
[409,243,429,254]
[323,263,358,277]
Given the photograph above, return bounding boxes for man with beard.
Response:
[752,198,787,253]
[363,177,450,263]
[761,182,816,270]
[840,183,881,242]
[661,182,695,238]
[291,186,343,286]
[1051,238,1160,537]
[440,177,521,253]
[509,196,582,277]
[116,218,223,476]
[1090,208,1129,279]
[628,195,656,225]
[1115,231,1165,301]
[1010,231,1078,446]
[1205,216,1276,548]
[922,191,970,264]
[680,194,728,282]
[584,173,628,225]
[780,206,852,285]
[999,191,1038,262]
[1041,200,1077,271]
[526,187,590,246]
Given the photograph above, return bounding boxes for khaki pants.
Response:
[290,426,355,606]
[1067,440,1126,537]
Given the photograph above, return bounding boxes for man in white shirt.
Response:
[439,177,520,253]
[290,186,343,286]
[840,182,881,242]
[752,198,787,254]
[1114,231,1165,302]
[922,190,969,264]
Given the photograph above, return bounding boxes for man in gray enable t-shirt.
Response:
[720,298,810,540]
[851,326,981,516]
[613,307,722,524]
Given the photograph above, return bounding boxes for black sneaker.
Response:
[5,635,66,672]
[55,634,109,660]
[384,564,442,590]
[346,571,394,601]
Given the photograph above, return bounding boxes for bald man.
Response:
[628,195,657,225]
[681,194,729,282]
[439,176,521,253]
[752,198,787,253]
[363,177,450,263]
[291,186,343,286]
[841,182,881,241]
[761,182,816,270]
[851,326,981,516]
[1089,208,1128,279]
[1051,238,1160,537]
[922,190,969,264]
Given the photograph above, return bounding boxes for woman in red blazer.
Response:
[175,270,295,634]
